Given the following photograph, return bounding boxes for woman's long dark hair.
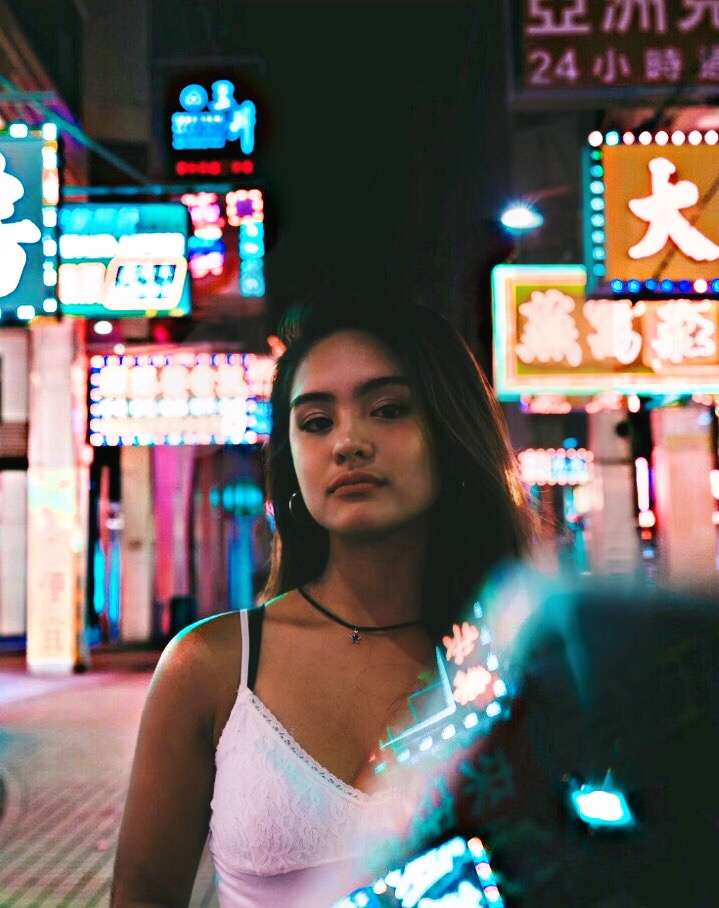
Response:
[261,301,534,642]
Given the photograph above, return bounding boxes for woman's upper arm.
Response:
[111,624,225,907]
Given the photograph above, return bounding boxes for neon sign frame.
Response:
[583,129,719,297]
[88,351,274,447]
[58,202,191,318]
[492,264,719,397]
[0,123,59,323]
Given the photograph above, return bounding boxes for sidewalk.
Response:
[0,650,218,907]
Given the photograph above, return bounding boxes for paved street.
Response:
[0,650,218,908]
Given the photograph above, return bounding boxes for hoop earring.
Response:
[289,491,304,520]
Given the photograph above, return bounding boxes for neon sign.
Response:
[492,264,719,397]
[179,189,265,297]
[0,124,59,323]
[171,81,256,154]
[584,131,719,296]
[88,351,274,447]
[332,836,504,907]
[518,448,594,486]
[58,203,191,318]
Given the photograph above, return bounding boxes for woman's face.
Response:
[288,330,439,539]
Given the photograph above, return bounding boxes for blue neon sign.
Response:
[172,80,256,154]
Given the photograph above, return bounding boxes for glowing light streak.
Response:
[635,457,651,511]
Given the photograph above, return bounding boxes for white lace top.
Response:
[208,609,401,907]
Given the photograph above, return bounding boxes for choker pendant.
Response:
[351,628,362,644]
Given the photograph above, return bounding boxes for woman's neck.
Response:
[307,521,429,628]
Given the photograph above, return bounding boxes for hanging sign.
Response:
[88,350,275,446]
[585,130,719,296]
[516,0,719,101]
[492,264,719,397]
[58,202,191,318]
[0,124,59,323]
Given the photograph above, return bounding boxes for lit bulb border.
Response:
[87,351,273,447]
[0,123,60,323]
[583,130,719,298]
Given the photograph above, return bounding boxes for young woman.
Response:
[111,301,532,907]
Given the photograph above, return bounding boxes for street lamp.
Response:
[499,202,544,234]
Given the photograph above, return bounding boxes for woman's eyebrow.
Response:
[290,375,410,409]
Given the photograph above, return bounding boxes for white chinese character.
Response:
[651,299,717,362]
[592,47,632,83]
[629,158,719,261]
[516,289,583,367]
[526,0,591,35]
[644,47,684,80]
[584,299,646,364]
[442,622,480,666]
[679,0,719,31]
[602,0,668,33]
[453,666,493,706]
[698,44,719,79]
[0,152,41,298]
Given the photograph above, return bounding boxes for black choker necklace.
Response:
[297,586,423,644]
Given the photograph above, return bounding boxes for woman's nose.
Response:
[332,429,374,464]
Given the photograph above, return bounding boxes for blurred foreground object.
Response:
[338,570,719,906]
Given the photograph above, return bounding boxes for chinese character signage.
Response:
[0,125,59,323]
[516,0,719,98]
[492,264,719,396]
[182,188,265,301]
[159,63,264,180]
[58,203,191,318]
[584,131,719,294]
[518,447,594,486]
[88,351,275,447]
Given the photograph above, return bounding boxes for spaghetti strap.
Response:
[247,607,265,691]
[239,609,251,690]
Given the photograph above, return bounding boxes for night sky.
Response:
[151,1,507,335]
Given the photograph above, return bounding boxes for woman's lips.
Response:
[330,481,384,496]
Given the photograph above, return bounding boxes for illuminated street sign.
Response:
[181,188,265,299]
[0,124,59,323]
[584,131,719,294]
[516,0,719,101]
[171,80,256,154]
[58,203,191,317]
[492,264,719,397]
[88,351,274,446]
[518,448,594,486]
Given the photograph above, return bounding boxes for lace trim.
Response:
[242,687,388,804]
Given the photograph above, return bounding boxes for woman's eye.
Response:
[373,402,408,419]
[300,415,332,432]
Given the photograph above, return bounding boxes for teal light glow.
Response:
[570,776,634,829]
[93,542,105,616]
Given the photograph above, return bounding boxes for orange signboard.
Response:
[585,131,719,295]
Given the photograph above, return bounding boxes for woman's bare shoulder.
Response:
[153,612,244,700]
